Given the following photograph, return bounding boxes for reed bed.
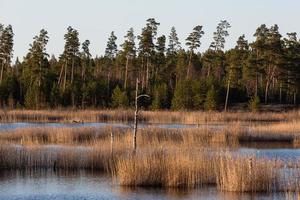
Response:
[113,149,298,192]
[0,109,300,123]
[236,121,300,145]
[0,126,239,149]
[114,150,215,188]
[216,155,280,192]
[0,145,133,171]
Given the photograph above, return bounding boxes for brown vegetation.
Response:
[0,109,300,123]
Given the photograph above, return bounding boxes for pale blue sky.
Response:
[1,0,299,60]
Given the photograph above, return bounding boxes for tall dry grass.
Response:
[0,126,237,147]
[113,150,293,192]
[0,145,122,171]
[216,155,280,192]
[1,109,300,123]
[114,150,216,188]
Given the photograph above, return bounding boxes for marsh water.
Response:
[0,122,224,130]
[0,170,291,200]
[0,122,299,200]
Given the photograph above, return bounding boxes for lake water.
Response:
[0,170,290,200]
[0,122,226,130]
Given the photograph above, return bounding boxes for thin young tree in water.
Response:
[133,78,150,151]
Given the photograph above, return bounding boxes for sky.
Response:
[0,0,299,61]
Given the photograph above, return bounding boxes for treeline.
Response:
[0,19,300,110]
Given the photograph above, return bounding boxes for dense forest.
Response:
[0,19,300,110]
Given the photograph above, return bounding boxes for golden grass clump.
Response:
[114,150,215,188]
[216,155,280,192]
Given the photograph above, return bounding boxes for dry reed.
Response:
[114,150,215,188]
[0,109,300,123]
[216,155,280,192]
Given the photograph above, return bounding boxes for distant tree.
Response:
[81,39,91,81]
[249,95,260,112]
[59,26,80,92]
[283,33,300,104]
[121,28,136,89]
[186,25,204,78]
[154,35,166,81]
[105,31,118,59]
[138,18,160,90]
[204,86,218,111]
[111,85,128,108]
[171,80,193,110]
[0,25,14,85]
[151,82,168,110]
[22,29,49,108]
[210,20,231,51]
[167,27,181,56]
[224,35,249,111]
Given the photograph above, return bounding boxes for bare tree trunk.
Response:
[294,91,297,106]
[187,51,193,79]
[224,79,230,112]
[124,56,129,89]
[81,63,85,81]
[265,81,269,104]
[0,61,4,85]
[71,58,75,84]
[146,57,149,90]
[63,64,67,92]
[255,72,258,97]
[133,78,139,152]
[279,82,282,104]
[72,92,75,109]
[58,63,64,85]
[207,65,211,78]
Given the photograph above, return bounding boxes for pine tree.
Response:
[111,85,128,108]
[224,35,249,111]
[167,27,181,56]
[138,18,160,90]
[0,25,14,85]
[22,29,49,108]
[151,82,168,110]
[121,28,136,89]
[210,20,231,51]
[204,86,218,111]
[284,33,300,104]
[59,26,80,91]
[154,35,166,81]
[105,31,118,59]
[185,25,204,78]
[171,80,193,110]
[81,39,91,81]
